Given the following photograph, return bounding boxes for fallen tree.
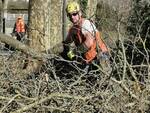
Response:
[0,33,52,60]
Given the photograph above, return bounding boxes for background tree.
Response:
[127,0,150,46]
[28,0,62,52]
[126,0,150,65]
[86,0,97,18]
[1,0,8,33]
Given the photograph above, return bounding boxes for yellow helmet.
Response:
[66,2,80,14]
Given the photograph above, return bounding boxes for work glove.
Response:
[67,50,75,60]
[99,52,111,72]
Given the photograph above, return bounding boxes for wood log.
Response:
[0,33,51,60]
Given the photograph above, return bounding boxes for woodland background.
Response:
[0,0,150,113]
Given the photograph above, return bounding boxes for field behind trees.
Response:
[0,0,150,113]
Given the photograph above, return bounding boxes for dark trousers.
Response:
[15,32,26,41]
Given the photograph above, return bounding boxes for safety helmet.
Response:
[66,2,80,14]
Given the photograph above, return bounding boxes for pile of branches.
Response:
[0,35,150,113]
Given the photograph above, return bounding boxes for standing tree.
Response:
[127,0,150,42]
[1,0,8,33]
[26,0,64,72]
[126,0,150,65]
[86,0,97,18]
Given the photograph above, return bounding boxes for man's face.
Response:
[68,12,80,24]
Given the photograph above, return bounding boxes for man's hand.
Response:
[100,52,110,61]
[99,52,112,73]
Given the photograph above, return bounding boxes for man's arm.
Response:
[12,23,16,33]
[25,23,29,33]
[96,31,108,53]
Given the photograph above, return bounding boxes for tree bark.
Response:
[86,0,97,19]
[1,0,8,33]
[28,0,63,53]
[27,0,63,72]
[49,0,63,51]
[28,0,51,52]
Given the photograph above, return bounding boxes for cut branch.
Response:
[10,93,88,113]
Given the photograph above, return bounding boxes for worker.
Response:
[12,16,27,41]
[63,2,110,68]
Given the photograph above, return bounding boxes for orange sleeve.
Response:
[96,31,108,52]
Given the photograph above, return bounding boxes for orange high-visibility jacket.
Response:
[84,31,108,63]
[65,20,108,63]
[14,18,26,33]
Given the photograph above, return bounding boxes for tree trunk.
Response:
[86,0,97,19]
[28,0,51,52]
[1,0,8,33]
[49,0,64,52]
[28,0,63,53]
[27,0,64,72]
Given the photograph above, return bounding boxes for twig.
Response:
[0,94,20,113]
[111,77,139,100]
[117,21,127,81]
[10,92,89,113]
